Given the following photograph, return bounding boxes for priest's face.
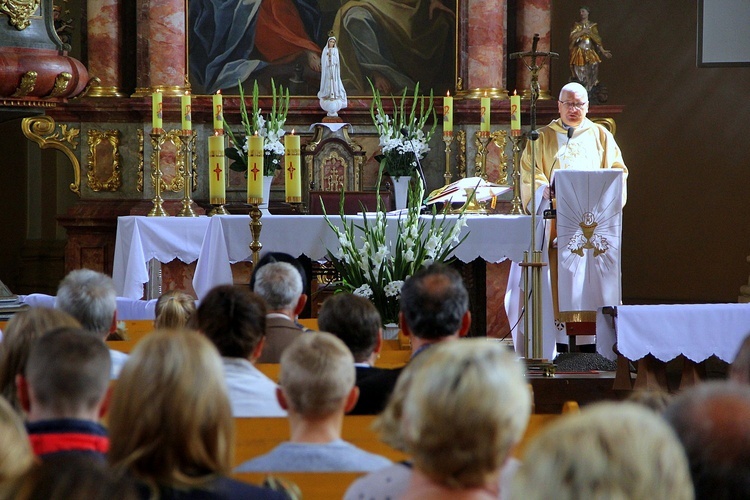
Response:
[558,88,588,128]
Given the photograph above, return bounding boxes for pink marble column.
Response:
[516,0,551,98]
[467,0,507,92]
[87,0,124,96]
[136,0,186,93]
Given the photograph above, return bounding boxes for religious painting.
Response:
[188,0,458,96]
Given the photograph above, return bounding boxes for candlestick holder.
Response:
[176,130,198,217]
[509,130,525,215]
[442,133,454,186]
[475,131,492,181]
[248,203,263,266]
[208,204,229,216]
[148,130,168,217]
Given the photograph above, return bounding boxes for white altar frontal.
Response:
[113,214,532,299]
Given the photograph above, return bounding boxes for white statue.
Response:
[318,36,347,117]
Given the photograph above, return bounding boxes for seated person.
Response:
[154,290,196,330]
[55,269,128,379]
[236,332,392,472]
[0,307,80,413]
[0,396,34,488]
[317,292,399,415]
[512,401,693,500]
[345,338,530,500]
[17,327,111,461]
[190,285,285,417]
[107,330,286,499]
[253,262,311,363]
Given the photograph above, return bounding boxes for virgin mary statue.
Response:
[318,36,348,118]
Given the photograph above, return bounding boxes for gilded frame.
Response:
[86,129,122,192]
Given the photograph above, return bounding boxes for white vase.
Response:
[392,176,411,210]
[382,323,400,340]
[261,175,274,209]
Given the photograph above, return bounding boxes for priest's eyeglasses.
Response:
[560,101,588,110]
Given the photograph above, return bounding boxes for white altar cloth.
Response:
[596,303,750,363]
[113,214,531,300]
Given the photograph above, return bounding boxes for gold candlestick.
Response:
[148,130,168,217]
[208,204,229,216]
[176,130,198,217]
[248,203,263,266]
[442,132,454,186]
[509,130,525,215]
[475,130,491,181]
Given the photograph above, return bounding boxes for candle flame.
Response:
[291,129,296,135]
[513,89,517,96]
[447,91,451,97]
[217,90,221,95]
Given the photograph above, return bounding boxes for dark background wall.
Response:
[549,0,750,303]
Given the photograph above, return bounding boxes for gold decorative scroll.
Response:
[86,129,122,192]
[12,71,37,97]
[456,130,467,178]
[592,117,616,135]
[49,72,72,97]
[137,129,144,192]
[0,0,40,30]
[490,130,509,185]
[21,116,81,196]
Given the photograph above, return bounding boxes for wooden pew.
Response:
[232,415,408,468]
[513,400,580,458]
[233,472,361,500]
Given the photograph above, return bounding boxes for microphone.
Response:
[543,127,575,219]
[400,127,427,195]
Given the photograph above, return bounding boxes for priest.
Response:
[520,81,627,355]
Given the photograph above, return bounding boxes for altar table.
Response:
[113,214,532,300]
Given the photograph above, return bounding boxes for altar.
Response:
[113,213,532,337]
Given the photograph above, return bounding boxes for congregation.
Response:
[0,256,749,499]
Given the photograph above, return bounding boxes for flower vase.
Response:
[383,323,400,340]
[260,175,274,209]
[392,176,411,210]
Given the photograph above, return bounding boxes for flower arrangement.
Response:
[322,169,468,325]
[370,81,438,178]
[225,79,290,176]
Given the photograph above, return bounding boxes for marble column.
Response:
[465,0,507,97]
[87,0,124,96]
[135,0,187,95]
[516,0,552,99]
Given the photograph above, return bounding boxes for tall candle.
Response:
[151,91,162,130]
[480,94,491,132]
[208,134,226,205]
[510,91,521,132]
[284,133,302,203]
[181,93,192,131]
[213,91,223,132]
[443,92,453,134]
[247,134,264,204]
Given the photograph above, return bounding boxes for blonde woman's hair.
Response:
[0,396,33,486]
[154,290,196,330]
[398,339,531,489]
[511,402,694,500]
[107,330,234,488]
[279,332,355,418]
[0,307,80,412]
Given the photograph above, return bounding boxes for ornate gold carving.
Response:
[137,129,144,192]
[151,130,187,193]
[0,0,40,30]
[21,116,81,196]
[456,130,467,178]
[592,117,616,135]
[491,130,509,185]
[86,129,122,192]
[12,71,37,97]
[75,77,101,100]
[48,72,72,97]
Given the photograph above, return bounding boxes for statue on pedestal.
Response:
[318,36,348,120]
[569,6,612,104]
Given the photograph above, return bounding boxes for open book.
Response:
[425,177,511,206]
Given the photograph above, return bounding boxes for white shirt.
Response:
[222,357,287,417]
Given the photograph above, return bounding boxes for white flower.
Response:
[338,233,351,250]
[424,234,441,257]
[384,280,404,298]
[353,284,373,298]
[449,218,467,242]
[371,246,388,268]
[404,248,415,262]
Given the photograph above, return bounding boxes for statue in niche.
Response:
[318,36,347,119]
[569,5,612,104]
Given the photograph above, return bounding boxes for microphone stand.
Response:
[509,34,557,375]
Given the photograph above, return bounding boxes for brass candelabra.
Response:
[148,130,168,217]
[176,130,198,217]
[248,203,263,266]
[442,133,454,186]
[475,131,491,180]
[509,130,525,215]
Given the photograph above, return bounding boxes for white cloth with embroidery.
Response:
[555,169,623,319]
